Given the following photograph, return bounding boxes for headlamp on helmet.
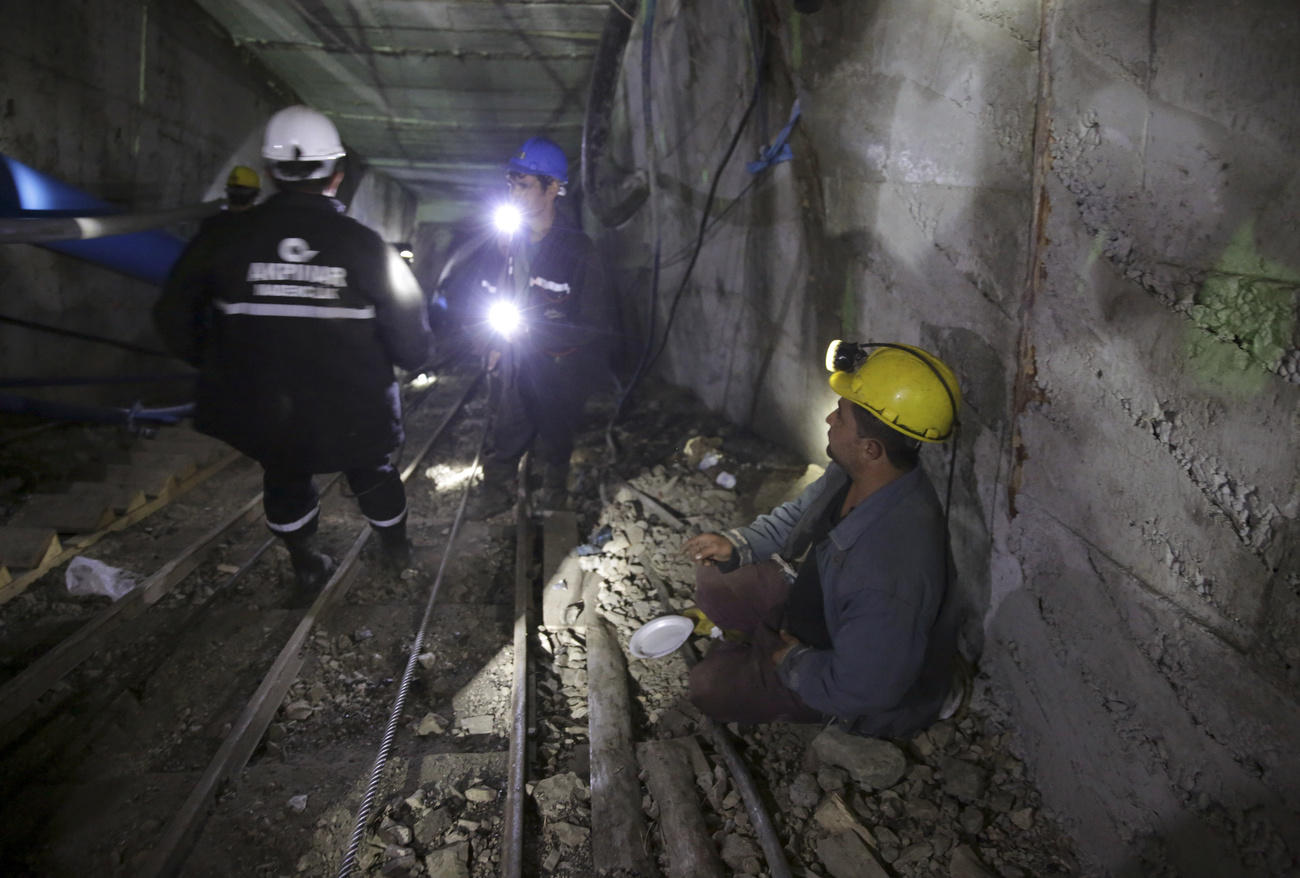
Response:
[825,339,870,374]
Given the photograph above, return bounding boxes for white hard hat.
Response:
[262,106,345,179]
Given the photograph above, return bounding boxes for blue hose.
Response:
[0,393,194,428]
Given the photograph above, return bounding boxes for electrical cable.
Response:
[615,0,662,432]
[0,373,193,389]
[0,311,173,358]
[607,35,765,442]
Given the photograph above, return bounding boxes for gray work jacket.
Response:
[722,462,958,737]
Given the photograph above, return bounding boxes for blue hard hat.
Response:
[506,137,569,184]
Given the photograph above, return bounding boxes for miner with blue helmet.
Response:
[472,136,611,513]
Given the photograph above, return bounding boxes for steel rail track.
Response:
[0,373,464,736]
[137,371,485,877]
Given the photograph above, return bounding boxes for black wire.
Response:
[609,68,764,434]
[641,83,762,377]
[0,312,173,358]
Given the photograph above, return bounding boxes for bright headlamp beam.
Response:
[492,203,522,235]
[487,300,522,337]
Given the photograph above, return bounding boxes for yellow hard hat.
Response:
[828,343,961,442]
[226,165,261,190]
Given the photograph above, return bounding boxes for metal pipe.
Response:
[501,452,534,878]
[0,199,223,244]
[0,153,200,284]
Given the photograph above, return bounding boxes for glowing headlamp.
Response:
[825,339,869,373]
[487,299,522,338]
[492,203,523,235]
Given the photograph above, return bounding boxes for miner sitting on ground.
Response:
[681,342,964,737]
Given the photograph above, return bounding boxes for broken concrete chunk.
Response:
[457,715,494,735]
[812,727,907,790]
[788,772,822,808]
[423,841,469,878]
[417,713,447,736]
[531,772,590,818]
[413,807,453,845]
[547,821,589,847]
[816,831,891,878]
[939,756,988,803]
[282,700,314,721]
[464,785,497,803]
[949,843,997,878]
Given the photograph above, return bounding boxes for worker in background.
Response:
[472,136,610,514]
[681,343,965,736]
[154,105,433,600]
[197,165,261,236]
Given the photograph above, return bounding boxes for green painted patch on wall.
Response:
[1188,221,1297,387]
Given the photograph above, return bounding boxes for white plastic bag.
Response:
[66,557,140,601]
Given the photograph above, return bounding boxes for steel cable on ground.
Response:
[337,416,490,878]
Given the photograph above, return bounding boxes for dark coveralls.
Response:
[691,464,960,737]
[485,218,608,484]
[154,190,432,546]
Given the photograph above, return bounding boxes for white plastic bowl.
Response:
[628,615,695,659]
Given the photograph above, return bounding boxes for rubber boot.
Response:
[373,517,412,571]
[282,531,336,600]
[538,461,570,510]
[469,460,515,517]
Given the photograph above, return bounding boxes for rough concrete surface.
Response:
[602,0,1299,874]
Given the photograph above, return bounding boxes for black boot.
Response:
[373,517,412,571]
[282,531,336,597]
[469,460,515,517]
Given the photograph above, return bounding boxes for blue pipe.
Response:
[0,393,193,428]
[0,154,186,285]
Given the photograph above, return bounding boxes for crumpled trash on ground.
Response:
[682,435,723,468]
[65,556,141,601]
[576,523,613,556]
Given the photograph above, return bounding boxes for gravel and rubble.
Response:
[0,387,1083,877]
[548,413,1082,878]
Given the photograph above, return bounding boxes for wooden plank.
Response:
[128,450,197,481]
[148,430,227,466]
[140,522,372,877]
[8,493,116,533]
[104,463,178,498]
[0,527,61,570]
[0,450,240,607]
[638,739,727,878]
[541,510,578,584]
[540,511,581,628]
[68,482,148,514]
[588,614,657,876]
[0,491,262,731]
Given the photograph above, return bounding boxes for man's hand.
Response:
[682,532,734,565]
[772,629,801,666]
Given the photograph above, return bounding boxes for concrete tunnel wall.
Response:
[0,0,417,407]
[600,0,1299,874]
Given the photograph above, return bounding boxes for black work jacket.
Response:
[154,191,432,472]
[501,220,608,361]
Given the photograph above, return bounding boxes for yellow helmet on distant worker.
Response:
[827,343,961,442]
[226,165,260,190]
